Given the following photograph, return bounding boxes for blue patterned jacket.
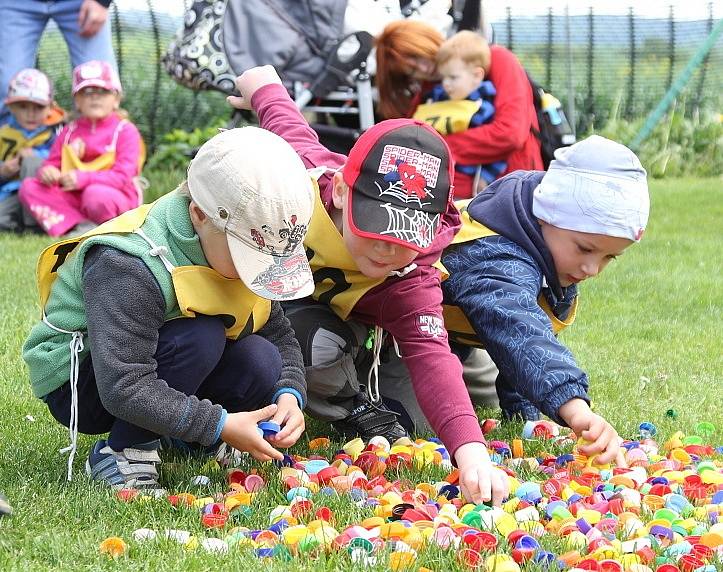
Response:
[441,170,589,424]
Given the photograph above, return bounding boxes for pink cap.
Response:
[72,60,122,95]
[5,69,52,106]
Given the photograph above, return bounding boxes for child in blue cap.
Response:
[384,135,650,464]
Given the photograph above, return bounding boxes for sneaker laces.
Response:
[339,391,407,441]
[43,313,84,481]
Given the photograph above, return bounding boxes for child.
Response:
[229,65,509,506]
[429,135,647,463]
[19,60,144,237]
[0,68,63,231]
[23,127,316,487]
[413,31,505,198]
[375,20,543,191]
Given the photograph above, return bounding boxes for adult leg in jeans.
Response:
[50,0,116,70]
[0,0,49,121]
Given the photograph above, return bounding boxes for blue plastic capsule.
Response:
[638,421,657,438]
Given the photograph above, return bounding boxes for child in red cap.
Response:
[19,60,144,237]
[229,65,508,506]
[0,68,64,231]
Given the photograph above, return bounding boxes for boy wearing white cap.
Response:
[22,127,316,488]
[431,135,650,462]
[0,68,63,231]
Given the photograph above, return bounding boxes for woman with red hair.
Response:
[375,20,543,198]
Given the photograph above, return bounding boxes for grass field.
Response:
[0,176,721,570]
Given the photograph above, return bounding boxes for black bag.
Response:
[527,74,576,169]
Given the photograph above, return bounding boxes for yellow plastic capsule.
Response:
[389,551,416,570]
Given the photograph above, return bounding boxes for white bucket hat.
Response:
[533,135,649,242]
[187,127,315,300]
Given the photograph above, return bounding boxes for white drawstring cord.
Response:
[363,264,413,402]
[134,228,176,272]
[366,325,385,403]
[388,263,417,278]
[42,228,174,481]
[43,314,84,481]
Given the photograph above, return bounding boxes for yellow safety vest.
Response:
[0,124,54,162]
[36,198,270,340]
[59,119,146,174]
[304,189,387,320]
[412,99,480,136]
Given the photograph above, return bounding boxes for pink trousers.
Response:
[19,178,138,237]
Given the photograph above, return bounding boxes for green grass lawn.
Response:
[0,176,721,570]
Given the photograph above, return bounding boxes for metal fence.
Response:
[35,1,722,152]
[491,3,722,134]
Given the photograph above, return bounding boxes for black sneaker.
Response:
[332,392,409,444]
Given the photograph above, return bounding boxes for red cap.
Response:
[344,119,454,253]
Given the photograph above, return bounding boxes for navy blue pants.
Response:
[45,316,281,450]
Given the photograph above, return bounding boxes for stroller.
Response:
[163,0,483,153]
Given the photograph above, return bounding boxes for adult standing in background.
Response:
[375,19,543,197]
[0,0,116,122]
[375,18,544,410]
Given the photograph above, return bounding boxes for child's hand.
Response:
[268,393,305,448]
[0,157,20,179]
[559,398,621,465]
[454,442,509,506]
[18,148,35,160]
[59,171,78,191]
[227,65,283,110]
[220,404,284,462]
[39,166,61,186]
[78,0,108,37]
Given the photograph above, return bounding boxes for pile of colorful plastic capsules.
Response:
[103,421,723,571]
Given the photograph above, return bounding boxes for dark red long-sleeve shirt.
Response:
[251,84,485,459]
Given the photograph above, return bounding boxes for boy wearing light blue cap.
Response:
[383,135,650,464]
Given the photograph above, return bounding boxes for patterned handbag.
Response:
[163,0,236,93]
[163,0,347,95]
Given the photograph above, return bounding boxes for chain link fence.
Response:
[35,1,722,152]
[491,2,722,134]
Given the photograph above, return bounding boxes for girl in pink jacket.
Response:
[20,60,143,237]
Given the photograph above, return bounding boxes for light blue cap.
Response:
[533,135,649,242]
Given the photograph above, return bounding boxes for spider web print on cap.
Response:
[344,119,453,253]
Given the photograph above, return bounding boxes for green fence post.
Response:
[629,16,723,151]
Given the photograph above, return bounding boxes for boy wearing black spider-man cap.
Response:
[229,65,509,506]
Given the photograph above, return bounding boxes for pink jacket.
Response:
[252,84,485,458]
[41,112,142,200]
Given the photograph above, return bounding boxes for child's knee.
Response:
[18,177,41,204]
[82,185,121,221]
[237,335,282,388]
[284,303,364,367]
[160,316,227,377]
